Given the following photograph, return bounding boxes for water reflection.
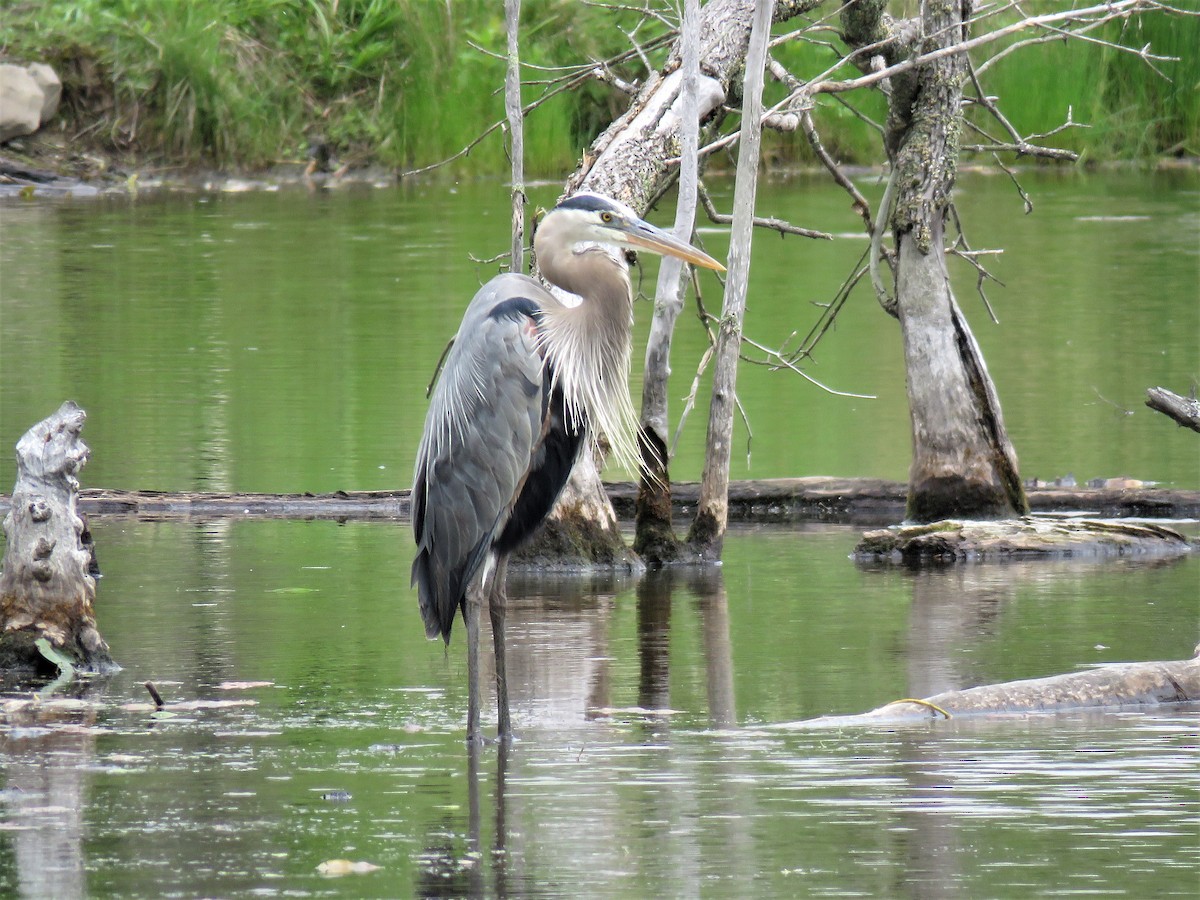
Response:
[417,567,741,897]
[1,688,104,900]
[635,570,736,729]
[858,554,1196,700]
[480,568,738,733]
[0,520,1195,897]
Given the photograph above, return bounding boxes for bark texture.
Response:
[0,402,116,674]
[843,0,1027,523]
[1145,386,1200,432]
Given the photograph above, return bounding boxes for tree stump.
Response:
[0,401,116,675]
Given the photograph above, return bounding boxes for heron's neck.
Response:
[538,250,640,474]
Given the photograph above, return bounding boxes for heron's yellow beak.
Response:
[622,219,726,272]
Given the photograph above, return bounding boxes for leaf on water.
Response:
[35,638,76,676]
[216,681,275,691]
[317,859,381,876]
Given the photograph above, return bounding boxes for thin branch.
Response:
[948,204,1003,325]
[739,337,877,399]
[802,109,872,230]
[786,250,871,366]
[698,182,832,241]
[811,0,1170,98]
[767,54,873,230]
[963,59,1081,161]
[399,31,671,180]
[869,167,898,317]
[993,152,1034,214]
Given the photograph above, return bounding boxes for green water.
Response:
[0,519,1196,897]
[1,170,1197,492]
[0,172,1198,896]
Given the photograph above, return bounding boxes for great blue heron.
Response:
[411,192,725,742]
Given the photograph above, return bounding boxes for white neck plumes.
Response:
[535,239,642,477]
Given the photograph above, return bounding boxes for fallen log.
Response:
[0,478,1196,524]
[779,655,1200,728]
[853,517,1195,563]
[0,402,116,674]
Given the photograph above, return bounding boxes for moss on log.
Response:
[854,517,1194,564]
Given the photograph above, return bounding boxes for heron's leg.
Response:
[490,554,511,740]
[464,585,483,744]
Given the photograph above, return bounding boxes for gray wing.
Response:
[411,274,549,643]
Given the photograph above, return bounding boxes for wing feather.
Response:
[411,275,548,642]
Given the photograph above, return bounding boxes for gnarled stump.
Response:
[0,402,116,674]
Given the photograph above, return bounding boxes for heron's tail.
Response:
[411,552,455,644]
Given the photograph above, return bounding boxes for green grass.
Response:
[0,0,1195,172]
[0,0,650,172]
[974,9,1200,160]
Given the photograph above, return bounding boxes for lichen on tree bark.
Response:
[842,0,1027,522]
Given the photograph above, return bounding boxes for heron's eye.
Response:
[600,212,614,224]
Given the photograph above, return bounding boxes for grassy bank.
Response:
[1,0,1196,175]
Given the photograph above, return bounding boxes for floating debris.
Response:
[317,859,380,876]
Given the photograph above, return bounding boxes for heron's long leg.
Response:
[464,586,483,744]
[491,554,511,739]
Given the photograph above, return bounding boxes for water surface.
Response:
[0,172,1198,896]
[0,520,1196,897]
[1,170,1196,492]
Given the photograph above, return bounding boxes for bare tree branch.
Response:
[698,182,832,241]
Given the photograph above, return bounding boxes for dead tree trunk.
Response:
[504,0,525,275]
[0,402,116,675]
[527,0,820,565]
[843,0,1027,523]
[687,0,774,560]
[634,0,702,566]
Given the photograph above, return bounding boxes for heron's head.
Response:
[542,192,725,272]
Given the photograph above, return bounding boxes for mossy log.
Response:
[854,517,1193,563]
[785,656,1199,727]
[0,402,116,674]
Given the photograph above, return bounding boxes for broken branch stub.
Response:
[0,401,117,675]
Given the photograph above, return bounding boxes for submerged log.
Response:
[0,402,116,674]
[1,478,1196,526]
[784,656,1200,727]
[853,517,1194,564]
